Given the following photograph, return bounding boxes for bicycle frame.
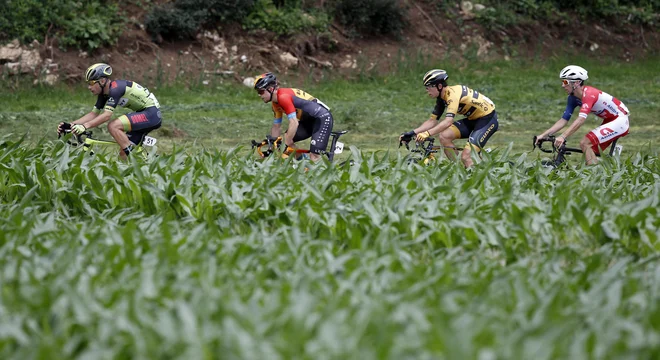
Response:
[61,130,152,158]
[533,135,620,166]
[251,130,349,162]
[399,136,461,164]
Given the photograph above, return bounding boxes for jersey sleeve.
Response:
[578,86,600,119]
[271,103,283,124]
[443,86,460,118]
[431,98,446,120]
[562,95,581,121]
[103,81,126,112]
[92,95,106,114]
[277,92,296,116]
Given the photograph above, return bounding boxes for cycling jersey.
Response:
[560,86,631,154]
[561,86,629,122]
[431,85,495,121]
[272,88,330,124]
[92,80,160,114]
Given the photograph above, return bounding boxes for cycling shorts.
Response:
[449,110,499,150]
[119,106,162,145]
[586,114,629,154]
[292,111,334,154]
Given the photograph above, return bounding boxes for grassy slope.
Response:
[1,56,658,160]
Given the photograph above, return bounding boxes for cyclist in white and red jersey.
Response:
[57,63,162,158]
[535,65,630,165]
[253,72,333,162]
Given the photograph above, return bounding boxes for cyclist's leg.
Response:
[112,107,163,158]
[439,120,469,161]
[463,111,498,167]
[291,120,313,159]
[308,112,333,162]
[583,114,629,165]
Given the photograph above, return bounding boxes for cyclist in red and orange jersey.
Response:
[535,65,630,165]
[400,69,499,168]
[254,72,333,162]
[57,63,162,159]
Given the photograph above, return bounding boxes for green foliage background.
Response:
[0,0,124,50]
[7,0,660,50]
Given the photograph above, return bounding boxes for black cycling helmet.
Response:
[85,63,112,82]
[423,69,448,87]
[253,72,278,91]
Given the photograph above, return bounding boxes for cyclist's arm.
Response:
[275,94,299,147]
[414,117,439,134]
[559,116,586,139]
[538,118,568,139]
[427,116,454,136]
[81,110,113,130]
[270,104,284,138]
[284,116,298,147]
[561,89,596,139]
[71,111,98,126]
[426,86,458,136]
[270,123,282,138]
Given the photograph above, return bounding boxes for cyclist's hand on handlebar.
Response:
[416,131,431,142]
[71,124,87,135]
[399,130,415,142]
[534,134,547,146]
[57,122,71,135]
[554,135,566,148]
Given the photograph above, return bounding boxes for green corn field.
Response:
[1,134,659,359]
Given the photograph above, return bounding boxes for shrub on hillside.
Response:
[145,0,256,41]
[331,0,407,37]
[0,0,123,50]
[244,0,330,36]
[475,0,660,29]
[144,4,201,40]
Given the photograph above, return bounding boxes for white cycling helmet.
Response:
[559,65,588,81]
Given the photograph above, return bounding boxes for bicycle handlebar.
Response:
[251,136,283,158]
[533,135,556,153]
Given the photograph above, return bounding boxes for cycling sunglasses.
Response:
[257,89,267,95]
[87,80,99,86]
[561,79,576,86]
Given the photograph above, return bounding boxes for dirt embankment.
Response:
[2,1,659,86]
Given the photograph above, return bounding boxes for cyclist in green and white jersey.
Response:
[57,63,162,158]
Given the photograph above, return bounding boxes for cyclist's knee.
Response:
[438,132,455,145]
[108,119,123,132]
[579,136,593,151]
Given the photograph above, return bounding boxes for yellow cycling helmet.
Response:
[85,63,112,82]
[423,69,448,87]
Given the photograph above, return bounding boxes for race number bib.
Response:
[143,136,158,146]
[334,141,344,154]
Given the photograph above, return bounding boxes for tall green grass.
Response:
[1,56,658,158]
[1,135,659,358]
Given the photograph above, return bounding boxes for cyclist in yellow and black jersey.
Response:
[57,63,162,158]
[400,69,499,168]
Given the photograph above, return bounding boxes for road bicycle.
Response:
[399,134,463,165]
[533,135,622,167]
[59,122,157,158]
[251,130,349,162]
